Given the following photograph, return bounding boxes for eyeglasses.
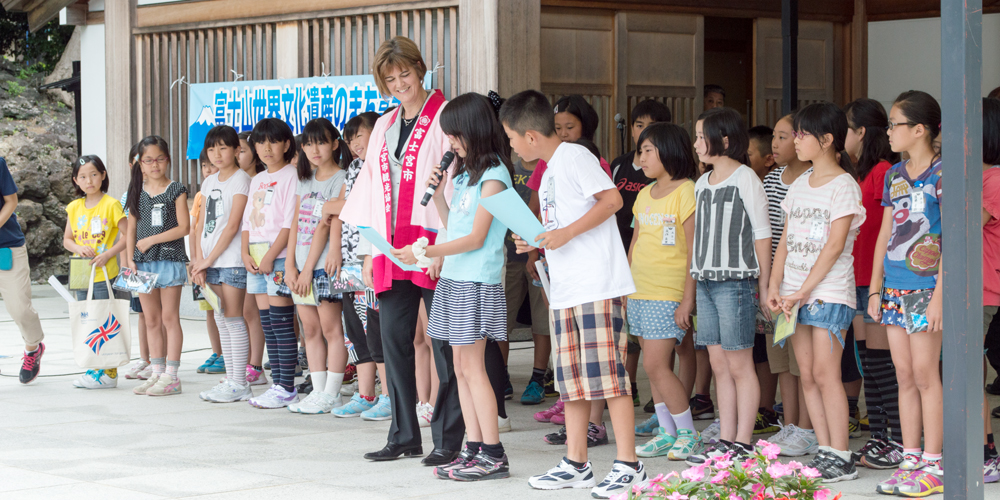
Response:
[141,156,169,166]
[792,131,812,140]
[886,121,916,131]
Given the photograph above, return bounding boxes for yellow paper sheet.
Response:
[291,283,318,306]
[202,285,222,313]
[68,258,91,291]
[249,242,269,268]
[772,302,800,346]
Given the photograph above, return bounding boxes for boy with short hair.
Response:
[747,125,776,181]
[500,90,644,499]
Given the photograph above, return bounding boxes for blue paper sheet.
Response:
[479,188,545,248]
[357,226,423,272]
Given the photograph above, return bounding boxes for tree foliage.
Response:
[1,6,75,76]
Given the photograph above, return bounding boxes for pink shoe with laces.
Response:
[534,400,564,423]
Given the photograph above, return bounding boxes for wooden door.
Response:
[753,18,835,127]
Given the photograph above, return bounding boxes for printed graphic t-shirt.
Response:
[629,180,696,301]
[611,151,652,251]
[779,172,865,307]
[504,160,535,264]
[690,165,771,281]
[982,166,1000,305]
[538,142,635,309]
[881,159,943,290]
[200,169,251,268]
[66,194,126,281]
[294,169,346,272]
[242,165,299,260]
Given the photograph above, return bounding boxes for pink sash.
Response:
[373,90,446,293]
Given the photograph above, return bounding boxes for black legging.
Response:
[485,339,508,419]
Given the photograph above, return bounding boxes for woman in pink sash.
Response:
[339,36,464,465]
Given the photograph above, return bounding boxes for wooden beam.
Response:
[105,0,137,203]
[25,0,77,32]
[540,0,853,23]
[274,21,300,80]
[59,2,87,26]
[460,0,498,94]
[850,0,866,99]
[497,0,540,97]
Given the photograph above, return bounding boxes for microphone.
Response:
[615,113,625,130]
[420,151,456,206]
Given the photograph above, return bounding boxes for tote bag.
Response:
[70,265,132,369]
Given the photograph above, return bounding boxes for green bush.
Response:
[7,81,25,97]
[1,7,74,77]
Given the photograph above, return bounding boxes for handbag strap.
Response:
[86,264,113,303]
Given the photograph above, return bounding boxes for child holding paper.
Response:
[501,90,642,499]
[282,118,350,414]
[125,136,190,397]
[767,103,864,483]
[64,154,129,389]
[190,125,253,403]
[242,118,300,409]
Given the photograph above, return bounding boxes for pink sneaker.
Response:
[551,411,566,425]
[534,400,564,423]
[246,364,269,386]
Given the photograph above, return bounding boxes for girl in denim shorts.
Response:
[191,125,254,403]
[125,136,190,397]
[767,103,865,482]
[281,118,351,415]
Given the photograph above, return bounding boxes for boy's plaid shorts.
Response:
[550,297,631,402]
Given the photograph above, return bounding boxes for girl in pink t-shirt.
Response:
[767,102,864,482]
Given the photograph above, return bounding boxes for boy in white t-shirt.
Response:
[499,90,643,499]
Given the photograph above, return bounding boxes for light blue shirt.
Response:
[440,163,512,284]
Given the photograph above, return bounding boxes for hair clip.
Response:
[134,154,140,163]
[79,158,86,165]
[553,105,559,114]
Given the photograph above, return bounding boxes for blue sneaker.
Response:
[205,355,226,374]
[635,414,660,436]
[361,394,392,421]
[333,392,377,418]
[520,380,545,405]
[197,353,219,373]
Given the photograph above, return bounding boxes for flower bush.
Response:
[612,440,842,500]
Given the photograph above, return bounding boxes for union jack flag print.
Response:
[85,314,121,354]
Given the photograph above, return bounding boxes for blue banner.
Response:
[186,74,414,160]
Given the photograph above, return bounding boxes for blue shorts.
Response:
[855,286,877,324]
[695,279,758,351]
[797,301,854,349]
[135,260,187,288]
[246,258,286,296]
[75,280,131,301]
[627,299,686,342]
[207,267,247,290]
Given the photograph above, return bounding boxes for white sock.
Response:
[654,403,677,437]
[311,371,327,394]
[671,408,695,433]
[324,371,345,396]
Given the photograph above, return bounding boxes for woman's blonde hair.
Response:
[372,36,427,96]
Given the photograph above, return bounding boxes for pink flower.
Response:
[758,441,781,460]
[787,461,804,470]
[710,470,730,484]
[752,483,766,496]
[814,489,832,500]
[666,492,689,500]
[766,462,792,478]
[716,458,734,469]
[743,458,758,469]
[609,493,628,500]
[800,467,821,479]
[731,494,744,500]
[665,471,680,480]
[682,465,706,482]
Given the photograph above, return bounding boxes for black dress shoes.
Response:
[364,443,423,461]
[421,448,460,466]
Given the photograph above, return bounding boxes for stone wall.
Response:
[0,59,80,282]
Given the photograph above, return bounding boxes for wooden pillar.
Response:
[460,0,540,97]
[105,0,137,200]
[850,0,867,100]
[781,0,798,115]
[275,22,300,79]
[941,0,983,498]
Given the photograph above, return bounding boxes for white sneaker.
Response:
[340,380,358,397]
[529,458,597,490]
[498,415,512,433]
[123,360,150,380]
[200,381,229,401]
[133,374,160,395]
[768,423,799,448]
[592,461,647,499]
[249,385,299,409]
[417,402,433,428]
[779,426,819,456]
[72,369,118,389]
[289,391,341,414]
[701,418,721,444]
[207,380,254,403]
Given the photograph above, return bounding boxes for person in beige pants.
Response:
[0,157,46,383]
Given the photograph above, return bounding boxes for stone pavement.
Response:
[1,285,998,499]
